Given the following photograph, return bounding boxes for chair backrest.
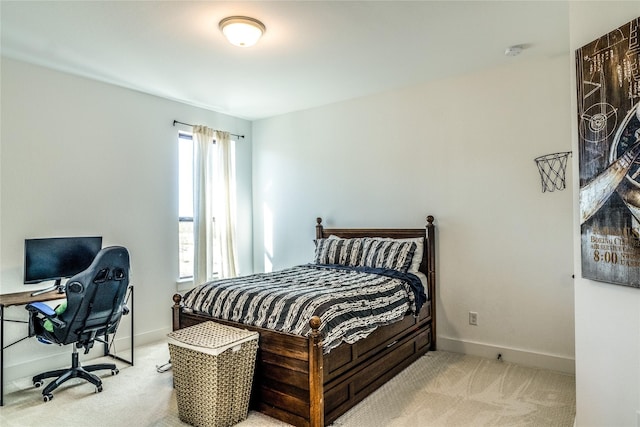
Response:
[52,246,130,346]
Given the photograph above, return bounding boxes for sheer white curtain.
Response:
[192,126,238,286]
[192,125,215,286]
[213,131,238,278]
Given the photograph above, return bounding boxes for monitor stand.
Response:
[31,279,65,297]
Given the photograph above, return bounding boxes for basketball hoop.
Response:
[534,151,572,193]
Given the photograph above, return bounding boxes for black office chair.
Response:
[26,246,130,402]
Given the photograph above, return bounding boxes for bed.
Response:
[171,216,436,427]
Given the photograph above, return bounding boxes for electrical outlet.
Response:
[469,311,478,326]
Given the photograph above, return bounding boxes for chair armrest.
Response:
[26,302,66,329]
[26,302,56,317]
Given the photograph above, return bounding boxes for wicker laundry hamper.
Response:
[168,321,259,427]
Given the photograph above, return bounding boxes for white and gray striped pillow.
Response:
[314,237,367,266]
[359,238,417,273]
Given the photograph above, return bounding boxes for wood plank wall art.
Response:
[577,16,640,287]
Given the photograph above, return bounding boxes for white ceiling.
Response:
[1,1,570,121]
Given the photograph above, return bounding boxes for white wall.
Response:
[570,3,640,426]
[0,58,253,380]
[252,52,575,372]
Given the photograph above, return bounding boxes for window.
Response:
[178,132,236,280]
[178,132,194,279]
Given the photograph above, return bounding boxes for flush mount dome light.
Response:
[219,16,266,47]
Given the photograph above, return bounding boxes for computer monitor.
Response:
[24,236,102,296]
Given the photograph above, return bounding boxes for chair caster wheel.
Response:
[43,394,53,402]
[96,385,103,393]
[111,369,119,375]
[34,380,43,388]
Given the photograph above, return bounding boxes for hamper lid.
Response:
[168,321,259,356]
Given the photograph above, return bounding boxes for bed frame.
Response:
[172,216,436,427]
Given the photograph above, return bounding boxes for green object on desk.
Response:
[44,301,67,332]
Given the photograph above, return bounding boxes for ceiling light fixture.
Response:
[219,16,266,48]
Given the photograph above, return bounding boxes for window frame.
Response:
[178,132,195,280]
[177,130,236,283]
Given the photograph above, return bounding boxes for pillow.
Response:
[359,238,417,273]
[44,301,67,332]
[327,235,424,273]
[405,237,424,273]
[314,237,367,266]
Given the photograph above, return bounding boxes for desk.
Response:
[0,286,134,406]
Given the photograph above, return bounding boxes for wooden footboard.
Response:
[172,295,432,427]
[171,215,436,427]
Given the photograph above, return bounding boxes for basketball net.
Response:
[534,152,572,193]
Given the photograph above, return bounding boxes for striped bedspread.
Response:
[182,264,426,353]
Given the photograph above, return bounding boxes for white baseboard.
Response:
[133,326,172,347]
[437,335,575,374]
[4,327,171,384]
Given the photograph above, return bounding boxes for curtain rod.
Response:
[172,120,245,139]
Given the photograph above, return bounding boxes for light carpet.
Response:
[0,341,575,426]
